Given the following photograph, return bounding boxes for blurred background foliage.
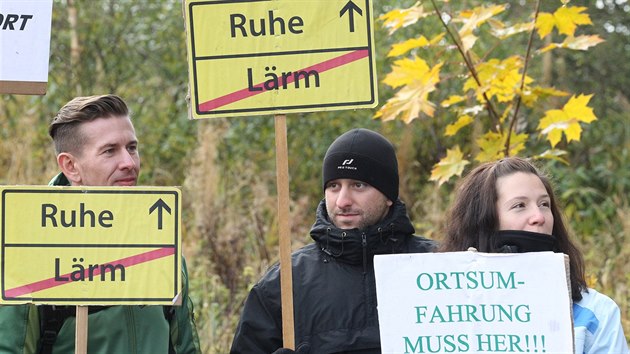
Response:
[0,0,627,351]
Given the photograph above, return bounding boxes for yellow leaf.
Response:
[475,132,505,162]
[564,121,583,142]
[462,105,485,115]
[537,94,597,147]
[535,6,591,38]
[585,273,598,288]
[521,86,569,107]
[536,13,555,39]
[507,133,528,156]
[555,6,592,36]
[495,104,511,125]
[564,94,596,123]
[429,146,470,185]
[474,131,526,162]
[440,95,466,107]
[376,61,443,123]
[562,35,605,50]
[464,56,532,103]
[375,76,439,123]
[489,21,534,40]
[388,36,431,57]
[445,115,473,136]
[538,109,568,147]
[538,35,605,53]
[547,129,564,148]
[460,33,478,54]
[429,33,446,45]
[537,149,569,164]
[382,57,430,89]
[538,43,559,53]
[379,1,430,35]
[458,5,506,33]
[456,5,506,51]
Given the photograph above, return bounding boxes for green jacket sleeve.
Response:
[0,304,40,354]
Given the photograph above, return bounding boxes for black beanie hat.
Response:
[322,128,399,201]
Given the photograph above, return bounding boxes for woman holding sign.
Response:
[440,157,629,354]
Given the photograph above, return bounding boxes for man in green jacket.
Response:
[0,94,201,354]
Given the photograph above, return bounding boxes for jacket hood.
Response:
[310,199,416,265]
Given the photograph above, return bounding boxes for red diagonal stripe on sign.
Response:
[198,49,369,112]
[4,247,175,298]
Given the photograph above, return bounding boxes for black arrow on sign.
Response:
[340,0,363,33]
[149,198,172,230]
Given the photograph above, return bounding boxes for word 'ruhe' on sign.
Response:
[247,66,320,91]
[41,203,114,228]
[0,13,33,30]
[230,10,304,37]
[55,257,126,282]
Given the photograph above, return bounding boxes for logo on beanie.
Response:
[338,158,357,170]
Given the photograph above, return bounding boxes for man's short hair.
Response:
[49,94,129,154]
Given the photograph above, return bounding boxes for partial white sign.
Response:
[374,251,573,354]
[0,0,53,82]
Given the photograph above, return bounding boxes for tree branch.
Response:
[429,0,502,131]
[504,0,542,156]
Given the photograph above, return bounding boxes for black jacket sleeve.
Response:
[230,281,284,354]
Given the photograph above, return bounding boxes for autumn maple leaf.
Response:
[464,56,532,103]
[379,1,430,35]
[388,34,445,57]
[537,94,597,147]
[536,6,592,38]
[445,115,473,137]
[475,131,527,162]
[430,146,470,186]
[456,4,506,51]
[489,20,534,40]
[538,35,605,53]
[375,58,442,123]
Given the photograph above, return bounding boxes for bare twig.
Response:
[504,0,542,156]
[429,0,502,130]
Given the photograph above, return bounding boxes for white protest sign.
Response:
[374,251,573,354]
[0,0,53,94]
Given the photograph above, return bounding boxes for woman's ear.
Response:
[57,153,81,185]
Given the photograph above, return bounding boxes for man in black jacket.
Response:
[230,128,436,354]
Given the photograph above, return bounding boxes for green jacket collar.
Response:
[48,172,71,186]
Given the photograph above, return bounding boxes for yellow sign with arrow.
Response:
[184,0,377,118]
[0,186,181,305]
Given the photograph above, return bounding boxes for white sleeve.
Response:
[583,293,629,354]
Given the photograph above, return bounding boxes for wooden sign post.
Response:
[183,0,378,347]
[75,306,88,354]
[274,115,295,349]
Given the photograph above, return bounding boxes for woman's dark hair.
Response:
[441,157,587,301]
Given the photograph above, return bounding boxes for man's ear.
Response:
[57,153,81,185]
